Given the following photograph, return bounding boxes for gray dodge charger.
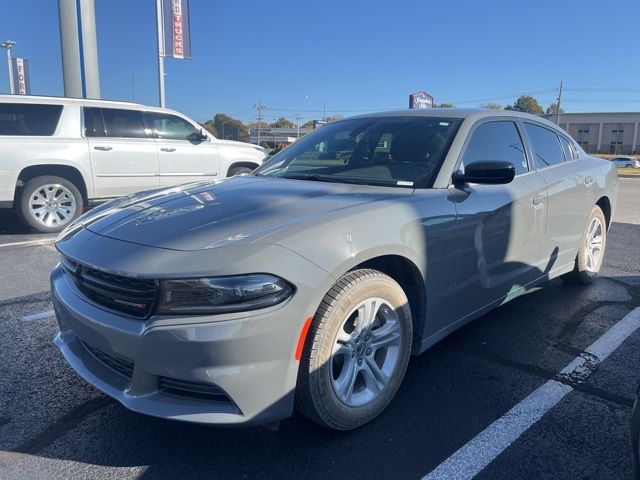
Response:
[52,109,618,430]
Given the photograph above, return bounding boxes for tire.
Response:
[564,205,607,284]
[227,166,254,177]
[17,175,84,233]
[296,269,413,430]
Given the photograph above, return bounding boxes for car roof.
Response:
[0,94,189,117]
[348,108,562,129]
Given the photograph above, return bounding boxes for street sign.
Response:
[409,91,434,109]
[11,58,30,95]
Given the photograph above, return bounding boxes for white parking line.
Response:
[0,238,56,249]
[422,307,640,480]
[22,310,55,321]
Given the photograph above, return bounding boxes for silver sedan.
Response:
[51,109,618,430]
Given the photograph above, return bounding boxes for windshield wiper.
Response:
[280,174,361,184]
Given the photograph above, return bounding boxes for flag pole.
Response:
[156,0,166,107]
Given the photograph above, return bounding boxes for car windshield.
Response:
[254,116,462,188]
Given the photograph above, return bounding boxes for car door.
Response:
[147,111,220,186]
[522,121,591,271]
[84,107,159,198]
[450,119,549,322]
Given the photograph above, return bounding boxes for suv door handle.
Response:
[160,147,176,152]
[532,193,546,206]
[584,176,594,185]
[94,146,112,151]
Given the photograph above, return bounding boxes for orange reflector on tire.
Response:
[295,317,313,361]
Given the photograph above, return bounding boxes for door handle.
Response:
[94,146,112,151]
[532,193,546,206]
[160,147,176,152]
[584,176,594,185]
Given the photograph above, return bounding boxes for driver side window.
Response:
[463,121,528,175]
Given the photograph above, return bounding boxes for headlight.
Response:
[157,274,294,315]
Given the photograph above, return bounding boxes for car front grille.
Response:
[61,256,157,318]
[82,340,134,378]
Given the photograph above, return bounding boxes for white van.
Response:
[0,95,266,232]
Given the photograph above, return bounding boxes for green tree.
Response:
[205,114,249,142]
[437,102,455,108]
[270,117,295,128]
[325,114,344,123]
[480,102,502,110]
[504,95,544,114]
[301,120,315,129]
[246,121,269,129]
[546,102,565,115]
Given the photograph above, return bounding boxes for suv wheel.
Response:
[564,205,607,284]
[228,166,254,176]
[17,175,84,233]
[296,269,412,430]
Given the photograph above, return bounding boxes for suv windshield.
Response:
[255,116,462,188]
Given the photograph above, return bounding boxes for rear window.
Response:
[523,123,565,168]
[100,108,148,138]
[0,103,63,136]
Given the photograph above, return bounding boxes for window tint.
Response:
[0,103,62,136]
[463,121,528,175]
[523,123,565,168]
[558,135,577,161]
[100,108,147,138]
[83,107,105,137]
[149,112,198,140]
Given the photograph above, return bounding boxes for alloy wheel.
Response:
[330,297,403,407]
[585,216,603,272]
[28,183,77,228]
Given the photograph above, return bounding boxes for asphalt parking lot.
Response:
[1,178,639,480]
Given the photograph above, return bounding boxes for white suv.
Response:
[0,95,266,232]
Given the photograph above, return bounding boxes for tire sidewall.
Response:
[303,272,412,429]
[18,176,84,233]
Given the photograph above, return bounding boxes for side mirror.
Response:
[452,161,516,185]
[188,129,209,142]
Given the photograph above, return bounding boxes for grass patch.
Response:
[617,168,640,176]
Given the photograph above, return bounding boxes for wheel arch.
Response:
[596,196,611,230]
[349,254,426,355]
[15,164,89,204]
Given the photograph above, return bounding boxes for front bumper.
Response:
[51,250,329,425]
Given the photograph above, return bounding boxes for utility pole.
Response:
[555,80,563,125]
[322,102,326,122]
[1,40,15,94]
[155,0,166,107]
[254,101,266,145]
[295,113,302,139]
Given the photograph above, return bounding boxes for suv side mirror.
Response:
[452,161,516,185]
[189,128,209,142]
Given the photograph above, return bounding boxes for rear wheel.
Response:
[296,269,412,430]
[564,205,607,284]
[17,175,84,233]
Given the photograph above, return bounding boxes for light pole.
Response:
[1,40,16,94]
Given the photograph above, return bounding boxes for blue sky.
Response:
[1,0,639,124]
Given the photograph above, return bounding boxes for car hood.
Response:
[77,176,412,251]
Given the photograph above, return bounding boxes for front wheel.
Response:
[564,205,607,284]
[296,269,412,430]
[17,175,84,233]
[227,166,254,177]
